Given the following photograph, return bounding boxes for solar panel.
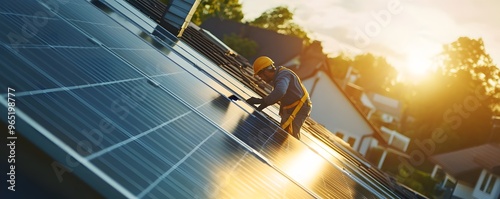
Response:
[0,0,404,198]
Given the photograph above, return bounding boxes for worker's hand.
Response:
[256,104,268,111]
[246,97,263,105]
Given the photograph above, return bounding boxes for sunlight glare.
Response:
[405,51,432,79]
[284,150,325,186]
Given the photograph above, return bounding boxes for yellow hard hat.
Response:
[253,56,274,75]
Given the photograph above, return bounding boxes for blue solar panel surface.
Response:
[0,0,402,198]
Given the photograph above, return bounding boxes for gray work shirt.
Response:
[263,66,311,113]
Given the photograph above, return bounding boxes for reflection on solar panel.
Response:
[0,0,421,198]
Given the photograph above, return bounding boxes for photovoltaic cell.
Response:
[0,0,59,19]
[0,45,60,91]
[152,73,222,107]
[89,112,217,195]
[52,1,123,26]
[15,92,105,151]
[14,47,142,87]
[143,131,314,199]
[0,14,46,47]
[111,48,186,76]
[0,14,96,47]
[71,21,152,49]
[69,81,191,136]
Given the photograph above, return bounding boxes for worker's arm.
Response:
[259,71,290,110]
[246,97,263,104]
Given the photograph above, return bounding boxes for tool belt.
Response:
[279,68,311,136]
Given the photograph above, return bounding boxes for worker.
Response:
[246,56,312,139]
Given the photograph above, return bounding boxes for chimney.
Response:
[161,0,200,37]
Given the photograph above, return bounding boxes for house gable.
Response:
[302,71,374,138]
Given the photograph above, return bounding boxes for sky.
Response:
[239,0,500,79]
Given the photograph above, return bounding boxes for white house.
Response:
[301,70,376,155]
[430,143,500,199]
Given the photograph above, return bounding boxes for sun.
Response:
[405,50,433,79]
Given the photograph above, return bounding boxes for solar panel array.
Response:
[0,0,405,198]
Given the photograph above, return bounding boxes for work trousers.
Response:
[280,104,311,139]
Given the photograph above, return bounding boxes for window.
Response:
[479,173,497,194]
[486,175,496,194]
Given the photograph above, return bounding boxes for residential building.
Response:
[430,143,500,199]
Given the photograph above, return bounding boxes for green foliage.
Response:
[327,53,352,79]
[438,37,499,99]
[353,53,398,94]
[191,2,311,59]
[250,6,293,29]
[327,53,399,94]
[249,6,311,44]
[405,37,498,153]
[351,53,398,94]
[365,149,439,198]
[396,169,439,198]
[191,0,244,25]
[222,33,258,58]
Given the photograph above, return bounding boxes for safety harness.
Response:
[278,68,311,137]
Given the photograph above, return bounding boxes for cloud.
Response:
[240,0,500,69]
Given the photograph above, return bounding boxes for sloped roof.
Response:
[367,92,404,119]
[200,17,303,66]
[291,41,329,80]
[430,143,500,177]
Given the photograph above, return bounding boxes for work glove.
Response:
[246,97,263,105]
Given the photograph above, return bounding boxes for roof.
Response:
[200,17,303,66]
[430,143,500,179]
[366,93,404,120]
[290,41,329,80]
[0,0,423,198]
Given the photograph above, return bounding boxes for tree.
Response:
[249,6,310,44]
[438,37,499,99]
[351,53,398,94]
[191,0,244,25]
[327,53,352,79]
[406,37,499,154]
